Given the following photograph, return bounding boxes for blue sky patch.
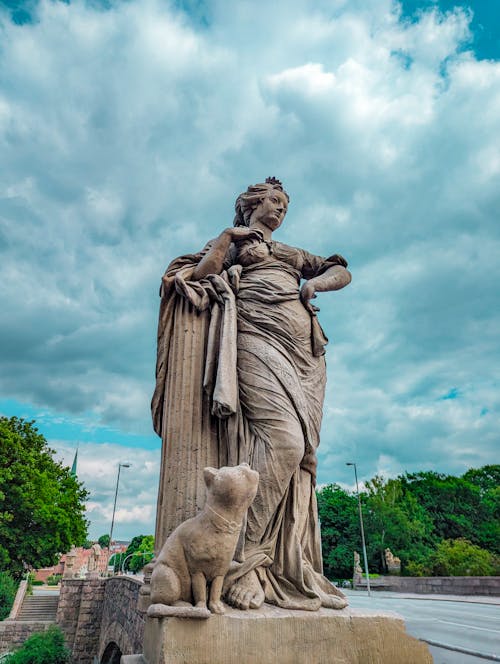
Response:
[0,398,160,450]
[400,0,500,60]
[440,387,461,401]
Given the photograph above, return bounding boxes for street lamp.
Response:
[108,462,131,568]
[346,462,371,596]
[121,551,153,575]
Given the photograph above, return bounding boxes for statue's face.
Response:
[249,190,288,232]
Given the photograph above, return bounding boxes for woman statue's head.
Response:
[234,177,290,230]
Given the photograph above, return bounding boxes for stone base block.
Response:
[141,605,432,664]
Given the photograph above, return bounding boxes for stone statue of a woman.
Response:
[152,177,351,611]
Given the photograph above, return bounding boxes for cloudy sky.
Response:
[1,0,498,542]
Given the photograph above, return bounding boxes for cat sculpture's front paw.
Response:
[208,600,226,614]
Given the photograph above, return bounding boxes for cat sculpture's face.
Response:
[203,463,259,511]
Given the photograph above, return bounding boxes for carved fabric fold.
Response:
[152,241,347,609]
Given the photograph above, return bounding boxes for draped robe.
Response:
[152,239,347,609]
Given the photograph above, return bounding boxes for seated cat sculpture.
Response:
[148,463,259,618]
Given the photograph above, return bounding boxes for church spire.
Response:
[70,446,78,478]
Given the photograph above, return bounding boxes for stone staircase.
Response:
[16,594,59,622]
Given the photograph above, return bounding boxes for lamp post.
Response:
[346,462,371,596]
[108,462,130,569]
[121,551,154,575]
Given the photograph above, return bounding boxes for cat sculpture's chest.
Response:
[183,515,238,578]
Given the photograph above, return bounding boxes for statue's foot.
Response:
[320,593,348,610]
[224,570,265,610]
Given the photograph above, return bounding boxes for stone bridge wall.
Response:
[355,575,500,595]
[57,577,144,664]
[57,578,106,663]
[97,577,144,662]
[0,621,53,655]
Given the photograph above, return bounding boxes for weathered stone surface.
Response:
[56,576,145,663]
[148,464,259,616]
[352,552,363,586]
[384,548,401,575]
[142,606,432,664]
[98,577,145,662]
[152,178,352,613]
[0,621,53,655]
[147,604,211,619]
[87,543,102,574]
[355,575,500,595]
[57,578,105,663]
[7,579,27,620]
[63,545,78,579]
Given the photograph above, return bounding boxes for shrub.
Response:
[5,626,70,663]
[45,574,62,586]
[0,571,17,620]
[31,580,44,586]
[430,538,497,576]
[405,561,430,577]
[25,572,34,596]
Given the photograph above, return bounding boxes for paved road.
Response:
[344,590,500,663]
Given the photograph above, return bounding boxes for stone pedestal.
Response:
[135,605,432,664]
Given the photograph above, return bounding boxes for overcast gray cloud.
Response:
[1,0,499,539]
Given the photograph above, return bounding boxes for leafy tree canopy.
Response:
[364,475,435,571]
[401,469,500,554]
[98,534,110,548]
[463,465,500,494]
[0,571,17,620]
[124,535,154,573]
[0,417,89,577]
[430,538,499,577]
[317,464,499,579]
[317,483,359,579]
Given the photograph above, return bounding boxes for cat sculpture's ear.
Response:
[203,466,218,487]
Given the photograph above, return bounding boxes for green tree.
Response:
[401,470,499,554]
[5,625,70,664]
[463,465,500,494]
[317,484,359,579]
[0,417,89,577]
[430,538,499,576]
[108,552,125,573]
[317,465,500,580]
[462,466,500,554]
[98,534,110,548]
[364,475,435,574]
[123,535,144,560]
[124,535,155,573]
[0,571,17,620]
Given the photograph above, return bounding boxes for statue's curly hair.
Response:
[233,177,290,227]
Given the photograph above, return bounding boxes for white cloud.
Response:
[54,441,159,540]
[0,0,499,532]
[268,63,337,96]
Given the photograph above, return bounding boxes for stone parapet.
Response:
[56,576,145,664]
[98,576,145,661]
[140,606,432,664]
[0,621,53,655]
[7,580,27,620]
[355,575,500,596]
[57,578,106,663]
